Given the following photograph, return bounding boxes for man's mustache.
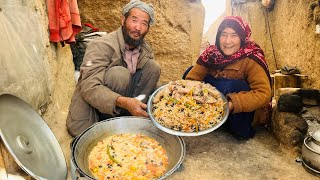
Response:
[130,31,141,36]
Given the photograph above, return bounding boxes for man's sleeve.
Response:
[79,40,121,115]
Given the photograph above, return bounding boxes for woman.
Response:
[184,16,271,139]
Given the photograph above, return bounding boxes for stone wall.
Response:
[0,0,74,177]
[77,0,205,83]
[0,0,74,111]
[228,0,320,89]
[0,0,50,110]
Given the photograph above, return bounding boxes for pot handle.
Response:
[296,156,303,163]
[71,159,88,180]
[75,169,88,180]
[70,136,79,173]
[70,136,78,150]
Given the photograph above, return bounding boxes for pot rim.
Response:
[312,130,320,145]
[71,117,186,180]
[304,136,320,155]
[302,159,320,177]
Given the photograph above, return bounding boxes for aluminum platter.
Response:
[147,83,230,136]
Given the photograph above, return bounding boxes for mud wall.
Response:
[0,0,74,176]
[77,0,205,83]
[230,0,320,89]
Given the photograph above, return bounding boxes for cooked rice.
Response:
[88,133,168,180]
[152,80,225,132]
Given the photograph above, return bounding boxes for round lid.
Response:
[312,129,320,143]
[0,94,67,180]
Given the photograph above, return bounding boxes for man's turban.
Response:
[122,0,155,25]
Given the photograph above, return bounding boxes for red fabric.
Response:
[84,23,99,32]
[47,0,82,43]
[197,16,270,79]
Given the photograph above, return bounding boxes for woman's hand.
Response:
[228,100,234,112]
[116,96,148,117]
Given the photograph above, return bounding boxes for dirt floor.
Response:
[169,129,317,179]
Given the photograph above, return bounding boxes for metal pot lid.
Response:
[0,94,67,180]
[312,129,320,143]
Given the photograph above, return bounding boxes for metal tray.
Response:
[147,84,230,136]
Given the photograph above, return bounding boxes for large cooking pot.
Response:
[302,130,320,177]
[71,117,186,179]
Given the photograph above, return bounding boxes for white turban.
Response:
[122,0,155,25]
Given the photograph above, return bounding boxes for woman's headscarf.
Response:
[197,16,270,81]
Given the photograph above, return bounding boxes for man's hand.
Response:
[116,96,148,117]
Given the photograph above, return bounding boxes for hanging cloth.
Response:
[47,0,82,43]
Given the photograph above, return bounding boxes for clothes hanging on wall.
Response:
[47,0,81,43]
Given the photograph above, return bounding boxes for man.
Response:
[66,0,160,137]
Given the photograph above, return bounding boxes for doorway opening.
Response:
[201,0,226,50]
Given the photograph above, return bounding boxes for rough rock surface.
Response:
[0,0,51,110]
[270,108,308,157]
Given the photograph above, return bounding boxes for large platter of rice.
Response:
[147,80,229,136]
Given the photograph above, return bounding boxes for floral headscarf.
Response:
[197,16,270,82]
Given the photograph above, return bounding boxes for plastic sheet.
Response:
[0,0,50,109]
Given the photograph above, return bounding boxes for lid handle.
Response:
[16,136,33,154]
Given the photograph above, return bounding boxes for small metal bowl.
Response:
[147,84,230,136]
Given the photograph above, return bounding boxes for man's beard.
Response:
[122,26,147,47]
